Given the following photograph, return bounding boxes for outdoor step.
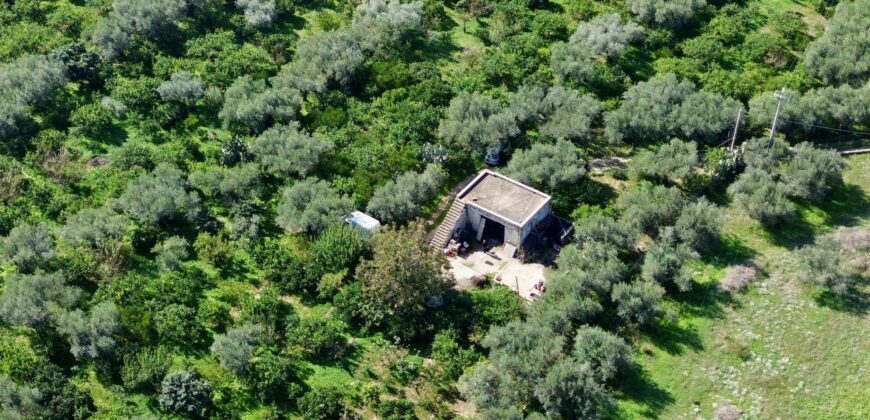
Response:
[430,198,468,248]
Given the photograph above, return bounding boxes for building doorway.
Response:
[481,216,505,243]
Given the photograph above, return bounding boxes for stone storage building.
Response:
[431,170,553,256]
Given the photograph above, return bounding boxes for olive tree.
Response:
[157,71,205,104]
[740,137,791,172]
[236,0,277,27]
[673,198,723,251]
[220,75,302,133]
[249,124,333,177]
[351,0,423,52]
[152,236,189,271]
[781,142,845,202]
[0,55,67,138]
[118,164,201,226]
[804,0,870,85]
[571,326,632,383]
[56,301,120,361]
[505,140,587,191]
[276,178,352,235]
[629,138,698,183]
[617,183,686,236]
[0,375,42,419]
[459,320,565,411]
[534,358,612,419]
[570,13,644,60]
[642,229,698,291]
[551,42,597,84]
[92,0,189,60]
[158,370,212,417]
[1,222,55,273]
[280,31,365,94]
[508,86,599,141]
[536,87,602,142]
[795,236,864,296]
[605,73,741,144]
[550,241,630,298]
[746,84,870,138]
[675,91,742,141]
[799,83,870,130]
[61,207,129,250]
[0,271,80,330]
[626,0,706,29]
[728,168,795,227]
[210,325,264,377]
[366,165,445,224]
[188,163,261,206]
[438,91,518,157]
[573,214,637,250]
[611,281,665,325]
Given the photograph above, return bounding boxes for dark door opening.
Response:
[482,217,505,243]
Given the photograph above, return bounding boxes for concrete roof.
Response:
[457,170,551,225]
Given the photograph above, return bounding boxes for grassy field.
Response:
[617,154,870,419]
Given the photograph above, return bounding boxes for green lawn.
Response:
[616,154,870,419]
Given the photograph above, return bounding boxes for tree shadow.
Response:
[619,47,656,82]
[312,339,368,373]
[676,280,737,320]
[701,233,758,269]
[815,183,870,227]
[763,183,870,249]
[643,319,703,356]
[764,214,818,250]
[814,288,870,316]
[415,32,462,63]
[216,255,252,282]
[611,363,675,419]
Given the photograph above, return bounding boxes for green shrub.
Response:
[298,386,350,419]
[154,304,206,347]
[377,398,416,420]
[467,286,526,334]
[285,316,347,360]
[252,238,306,293]
[70,102,115,138]
[121,346,173,392]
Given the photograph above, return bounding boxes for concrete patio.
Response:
[448,243,547,300]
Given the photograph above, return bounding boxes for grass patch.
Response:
[617,154,870,418]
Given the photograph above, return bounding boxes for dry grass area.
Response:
[616,154,870,419]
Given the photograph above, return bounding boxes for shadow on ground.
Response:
[815,288,870,315]
[611,363,675,419]
[765,183,870,249]
[702,233,758,268]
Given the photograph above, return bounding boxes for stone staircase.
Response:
[430,200,466,249]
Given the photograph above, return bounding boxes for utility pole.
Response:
[767,88,789,149]
[730,108,742,151]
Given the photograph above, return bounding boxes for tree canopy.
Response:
[605,73,742,144]
[570,13,644,60]
[354,223,451,341]
[276,178,352,235]
[804,0,870,85]
[505,139,587,191]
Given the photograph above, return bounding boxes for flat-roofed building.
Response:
[430,170,553,255]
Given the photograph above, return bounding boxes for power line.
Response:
[780,119,870,137]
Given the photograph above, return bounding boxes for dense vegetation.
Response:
[0,0,868,418]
